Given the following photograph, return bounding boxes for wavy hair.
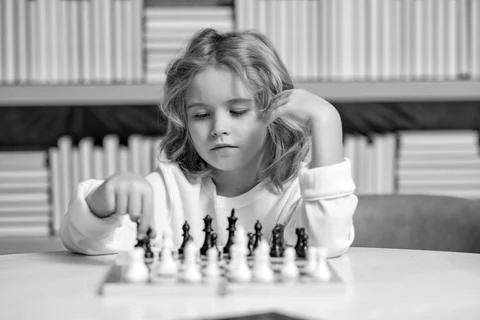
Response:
[159,28,310,191]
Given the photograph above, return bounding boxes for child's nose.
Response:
[211,112,231,137]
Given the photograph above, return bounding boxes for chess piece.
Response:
[180,241,202,283]
[210,232,222,259]
[228,226,251,283]
[280,247,299,281]
[203,247,221,281]
[252,239,274,283]
[247,232,255,256]
[312,248,331,282]
[178,221,193,257]
[223,209,237,257]
[155,231,178,277]
[200,214,214,256]
[125,247,150,283]
[253,220,263,251]
[270,224,284,258]
[295,227,307,259]
[304,246,317,275]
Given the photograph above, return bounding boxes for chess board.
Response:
[98,256,344,297]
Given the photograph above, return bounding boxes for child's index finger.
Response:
[137,190,155,239]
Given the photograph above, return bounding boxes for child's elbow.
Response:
[326,225,355,258]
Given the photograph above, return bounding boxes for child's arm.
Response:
[270,90,356,257]
[268,89,344,167]
[60,173,159,255]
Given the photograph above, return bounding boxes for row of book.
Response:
[0,151,50,237]
[145,5,234,83]
[2,130,479,237]
[235,0,480,81]
[2,0,479,85]
[397,130,480,199]
[48,135,162,234]
[0,0,143,85]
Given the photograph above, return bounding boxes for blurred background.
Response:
[0,0,479,252]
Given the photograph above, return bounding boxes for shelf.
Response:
[1,81,480,106]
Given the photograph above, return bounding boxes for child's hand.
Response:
[86,172,155,239]
[267,89,338,126]
[267,89,344,167]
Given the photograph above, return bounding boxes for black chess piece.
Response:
[210,232,222,259]
[247,232,255,256]
[200,214,214,256]
[178,221,193,256]
[270,226,283,257]
[223,208,237,257]
[275,224,285,256]
[295,227,307,259]
[253,220,263,251]
[134,223,150,249]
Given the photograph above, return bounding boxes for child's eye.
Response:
[230,109,248,116]
[192,113,209,119]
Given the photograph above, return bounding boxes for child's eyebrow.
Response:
[186,98,253,109]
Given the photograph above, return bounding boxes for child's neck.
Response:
[212,169,259,198]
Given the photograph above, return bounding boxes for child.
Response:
[60,28,357,258]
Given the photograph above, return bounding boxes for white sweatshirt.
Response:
[60,158,357,258]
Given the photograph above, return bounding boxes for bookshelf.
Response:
[1,81,480,106]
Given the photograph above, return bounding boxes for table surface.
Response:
[0,247,479,320]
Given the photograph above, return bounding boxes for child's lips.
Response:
[211,144,238,151]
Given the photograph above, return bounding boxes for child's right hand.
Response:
[86,172,155,239]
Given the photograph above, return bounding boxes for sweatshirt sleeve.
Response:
[285,158,357,258]
[59,179,136,255]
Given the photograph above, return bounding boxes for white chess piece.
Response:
[203,247,221,280]
[252,239,274,283]
[180,241,202,283]
[280,247,299,281]
[312,247,331,282]
[155,232,178,277]
[304,246,317,276]
[125,247,150,283]
[227,226,251,282]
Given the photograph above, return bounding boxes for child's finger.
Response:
[128,192,142,222]
[104,184,116,214]
[115,186,128,215]
[138,190,155,238]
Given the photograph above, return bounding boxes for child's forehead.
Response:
[185,66,254,104]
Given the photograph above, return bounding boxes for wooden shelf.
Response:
[1,81,480,106]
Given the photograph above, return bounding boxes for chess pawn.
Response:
[252,240,274,283]
[280,247,299,281]
[304,246,317,276]
[125,247,150,283]
[155,237,178,277]
[180,241,202,283]
[247,232,255,257]
[228,243,251,283]
[312,248,331,282]
[203,247,221,281]
[253,220,263,251]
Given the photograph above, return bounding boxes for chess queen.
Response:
[60,28,357,259]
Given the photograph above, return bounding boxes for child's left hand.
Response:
[266,89,344,167]
[266,89,340,127]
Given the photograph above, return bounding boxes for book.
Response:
[78,137,94,181]
[104,134,120,176]
[4,0,16,84]
[472,0,480,79]
[48,147,61,235]
[80,0,93,83]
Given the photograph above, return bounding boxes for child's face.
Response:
[185,66,267,173]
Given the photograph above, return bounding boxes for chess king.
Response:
[60,28,357,259]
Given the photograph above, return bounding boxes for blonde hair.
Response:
[160,28,309,191]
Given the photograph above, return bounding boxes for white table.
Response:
[0,247,479,320]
